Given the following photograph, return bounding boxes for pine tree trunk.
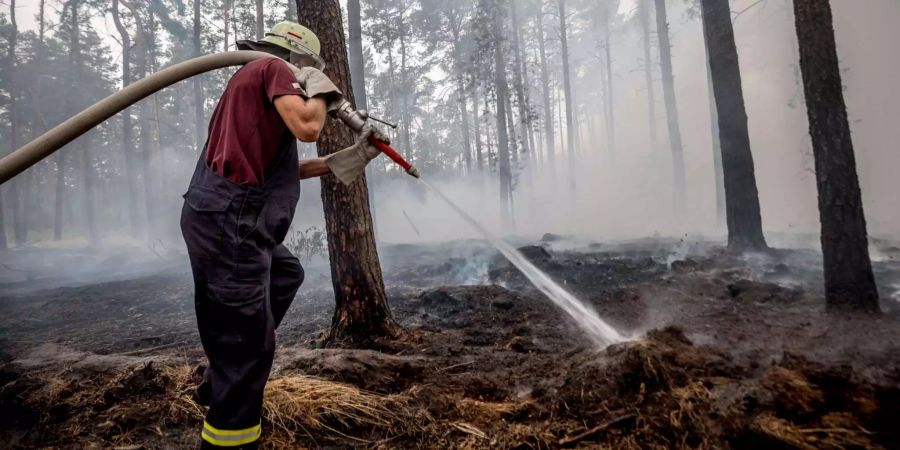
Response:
[494,1,513,229]
[448,10,473,174]
[223,0,231,52]
[654,0,686,209]
[7,0,24,246]
[602,7,615,163]
[473,89,483,171]
[193,0,205,149]
[255,0,264,39]
[112,0,141,237]
[701,16,726,227]
[67,0,97,242]
[700,0,767,250]
[295,0,399,344]
[558,0,576,185]
[792,0,879,313]
[509,1,531,161]
[639,0,658,152]
[537,4,554,167]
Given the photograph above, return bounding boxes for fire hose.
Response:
[0,50,418,184]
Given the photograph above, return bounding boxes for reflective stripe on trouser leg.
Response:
[201,421,261,447]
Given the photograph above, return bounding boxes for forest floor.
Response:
[1,236,899,449]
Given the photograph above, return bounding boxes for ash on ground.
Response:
[1,237,899,449]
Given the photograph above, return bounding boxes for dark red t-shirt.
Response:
[205,58,304,186]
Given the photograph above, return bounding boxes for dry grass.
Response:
[262,375,427,448]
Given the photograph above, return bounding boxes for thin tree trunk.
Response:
[700,0,767,250]
[602,6,615,163]
[296,0,398,344]
[537,3,554,167]
[255,0,265,39]
[473,88,483,171]
[792,0,879,312]
[639,0,658,152]
[347,0,367,111]
[494,1,513,229]
[67,0,97,242]
[398,7,413,164]
[193,0,205,149]
[112,0,141,237]
[448,10,473,174]
[558,0,576,191]
[346,0,376,234]
[654,0,686,209]
[223,0,231,52]
[7,0,23,246]
[509,1,531,161]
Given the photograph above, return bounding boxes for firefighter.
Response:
[180,22,386,449]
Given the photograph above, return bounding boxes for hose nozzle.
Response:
[331,98,420,179]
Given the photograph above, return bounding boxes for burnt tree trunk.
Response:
[793,0,879,313]
[654,0,686,209]
[295,0,399,343]
[700,0,767,250]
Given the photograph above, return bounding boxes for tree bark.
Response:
[193,0,205,149]
[537,3,554,167]
[654,0,686,209]
[494,1,513,229]
[792,0,879,312]
[638,0,658,152]
[295,0,399,344]
[700,0,767,250]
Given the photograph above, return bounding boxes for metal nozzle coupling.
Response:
[406,167,421,179]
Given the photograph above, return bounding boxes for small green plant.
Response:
[284,226,328,262]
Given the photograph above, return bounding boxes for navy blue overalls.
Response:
[180,130,303,448]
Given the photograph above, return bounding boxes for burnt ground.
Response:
[1,237,899,449]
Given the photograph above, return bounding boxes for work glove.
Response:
[295,66,344,112]
[325,126,390,185]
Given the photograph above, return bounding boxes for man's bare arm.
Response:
[299,158,331,179]
[273,94,327,142]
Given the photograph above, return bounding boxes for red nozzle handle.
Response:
[369,136,418,178]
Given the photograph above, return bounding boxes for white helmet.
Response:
[236,21,326,70]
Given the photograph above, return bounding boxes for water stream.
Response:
[419,179,626,347]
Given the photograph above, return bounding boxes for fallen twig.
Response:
[121,341,190,356]
[559,413,636,447]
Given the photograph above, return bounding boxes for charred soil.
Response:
[1,238,899,449]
